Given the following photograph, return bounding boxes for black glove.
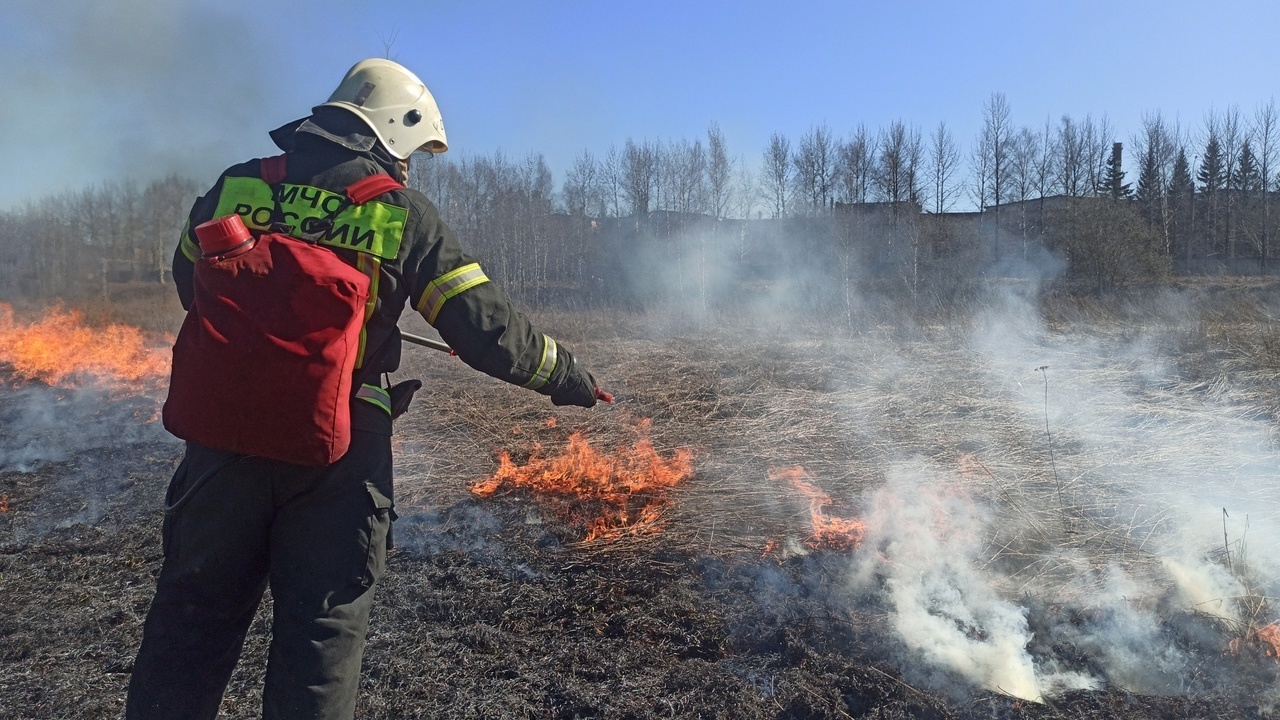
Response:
[550,354,598,408]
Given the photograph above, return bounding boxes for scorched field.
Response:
[4,283,1280,719]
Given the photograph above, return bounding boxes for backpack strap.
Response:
[260,154,288,184]
[258,154,291,233]
[346,174,404,205]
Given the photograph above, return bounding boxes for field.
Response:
[4,281,1280,718]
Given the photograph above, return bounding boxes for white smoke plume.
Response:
[850,462,1096,701]
[0,382,174,473]
[1163,556,1246,623]
[826,282,1280,700]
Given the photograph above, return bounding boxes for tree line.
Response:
[3,95,1279,305]
[0,176,200,302]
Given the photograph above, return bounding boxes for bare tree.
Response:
[622,138,659,216]
[661,137,707,215]
[761,133,792,218]
[792,123,839,211]
[141,174,198,283]
[976,93,1014,212]
[1008,127,1041,253]
[1056,114,1089,196]
[1032,116,1057,207]
[1254,99,1279,269]
[1132,111,1177,253]
[1009,128,1040,205]
[730,160,758,220]
[970,130,991,211]
[1219,106,1246,189]
[562,149,602,217]
[602,144,625,217]
[837,124,875,205]
[706,122,732,220]
[925,121,961,213]
[378,28,400,60]
[1080,114,1115,196]
[874,120,922,206]
[1216,106,1245,257]
[650,139,669,211]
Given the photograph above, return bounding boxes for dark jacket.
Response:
[173,109,596,434]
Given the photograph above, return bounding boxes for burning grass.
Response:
[468,419,694,542]
[8,290,1280,717]
[769,466,865,552]
[0,304,174,473]
[0,302,170,388]
[1230,622,1280,662]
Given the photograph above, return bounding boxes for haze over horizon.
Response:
[5,0,1278,210]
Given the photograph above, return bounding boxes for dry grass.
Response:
[397,293,1280,606]
[6,284,1280,717]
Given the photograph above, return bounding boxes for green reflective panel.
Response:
[212,177,407,260]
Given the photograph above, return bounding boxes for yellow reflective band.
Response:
[355,384,391,415]
[522,335,558,390]
[211,177,408,260]
[179,220,199,262]
[354,255,381,370]
[415,262,490,324]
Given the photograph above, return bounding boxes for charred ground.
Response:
[4,285,1280,719]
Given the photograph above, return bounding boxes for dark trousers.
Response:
[126,430,394,720]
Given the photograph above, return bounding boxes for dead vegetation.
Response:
[5,287,1280,718]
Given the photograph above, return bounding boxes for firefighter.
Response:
[126,58,602,719]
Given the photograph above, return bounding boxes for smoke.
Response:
[394,502,505,557]
[0,381,175,473]
[602,213,1280,700]
[968,286,1280,589]
[850,462,1096,701]
[601,213,881,338]
[1163,557,1245,623]
[814,279,1280,700]
[844,456,1270,699]
[0,377,180,542]
[1,0,304,208]
[541,211,1280,700]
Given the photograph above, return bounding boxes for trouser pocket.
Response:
[351,480,394,589]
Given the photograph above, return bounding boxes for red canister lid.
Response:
[194,214,253,255]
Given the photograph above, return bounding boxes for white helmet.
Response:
[317,58,448,159]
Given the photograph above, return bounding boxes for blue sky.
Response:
[4,0,1278,209]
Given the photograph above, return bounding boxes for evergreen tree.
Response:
[1102,146,1133,199]
[1233,141,1262,192]
[1135,146,1160,202]
[1169,149,1194,197]
[1168,148,1196,265]
[1197,135,1225,256]
[1198,136,1225,192]
[1231,141,1263,264]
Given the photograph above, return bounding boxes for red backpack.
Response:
[163,155,404,465]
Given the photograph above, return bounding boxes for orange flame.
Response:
[0,494,9,513]
[1229,622,1280,662]
[0,303,170,388]
[771,466,865,551]
[1260,623,1280,660]
[469,419,693,542]
[761,538,778,558]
